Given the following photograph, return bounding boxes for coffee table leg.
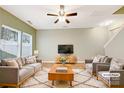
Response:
[52,80,54,85]
[70,81,72,86]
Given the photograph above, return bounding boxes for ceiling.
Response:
[1,5,124,30]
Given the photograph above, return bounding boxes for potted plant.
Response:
[60,56,67,65]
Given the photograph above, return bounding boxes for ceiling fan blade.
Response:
[65,19,70,24]
[66,12,77,16]
[54,19,59,23]
[47,13,58,16]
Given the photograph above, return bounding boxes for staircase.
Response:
[104,24,124,58]
[104,24,124,48]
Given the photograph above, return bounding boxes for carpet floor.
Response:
[20,63,107,88]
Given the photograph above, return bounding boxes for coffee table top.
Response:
[49,64,74,74]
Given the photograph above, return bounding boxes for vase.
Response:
[62,61,66,66]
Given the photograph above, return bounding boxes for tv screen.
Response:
[58,45,73,54]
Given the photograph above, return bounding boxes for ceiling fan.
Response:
[47,5,77,24]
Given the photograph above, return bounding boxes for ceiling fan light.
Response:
[59,16,65,22]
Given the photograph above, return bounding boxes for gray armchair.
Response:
[85,56,111,76]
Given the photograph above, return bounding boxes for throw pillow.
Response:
[6,60,19,68]
[1,59,13,66]
[16,58,23,69]
[99,56,107,63]
[104,57,112,64]
[117,58,124,70]
[93,57,99,63]
[26,56,36,64]
[110,58,121,71]
[21,57,26,65]
[93,55,102,63]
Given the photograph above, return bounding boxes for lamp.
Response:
[34,50,39,57]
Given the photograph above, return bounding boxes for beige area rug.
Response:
[21,64,107,88]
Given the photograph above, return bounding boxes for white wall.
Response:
[37,27,109,61]
[105,29,124,59]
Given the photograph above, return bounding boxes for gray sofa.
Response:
[97,58,124,88]
[0,56,42,87]
[85,55,112,76]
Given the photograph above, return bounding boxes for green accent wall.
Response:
[0,7,37,54]
[113,6,124,14]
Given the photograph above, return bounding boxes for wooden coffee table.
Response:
[48,64,74,86]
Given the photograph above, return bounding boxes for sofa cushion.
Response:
[6,60,19,68]
[26,63,41,72]
[19,68,34,81]
[22,65,34,71]
[16,58,23,69]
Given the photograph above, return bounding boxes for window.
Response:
[0,25,32,59]
[22,32,32,57]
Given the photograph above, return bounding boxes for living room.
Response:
[0,1,124,91]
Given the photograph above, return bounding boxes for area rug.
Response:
[21,65,107,88]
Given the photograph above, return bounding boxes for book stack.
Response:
[56,67,67,72]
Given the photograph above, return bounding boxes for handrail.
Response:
[104,24,124,48]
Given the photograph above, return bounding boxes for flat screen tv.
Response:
[58,45,73,54]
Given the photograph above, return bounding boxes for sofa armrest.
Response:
[110,70,124,86]
[96,64,110,76]
[96,64,110,72]
[92,63,110,74]
[85,59,93,64]
[0,66,19,84]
